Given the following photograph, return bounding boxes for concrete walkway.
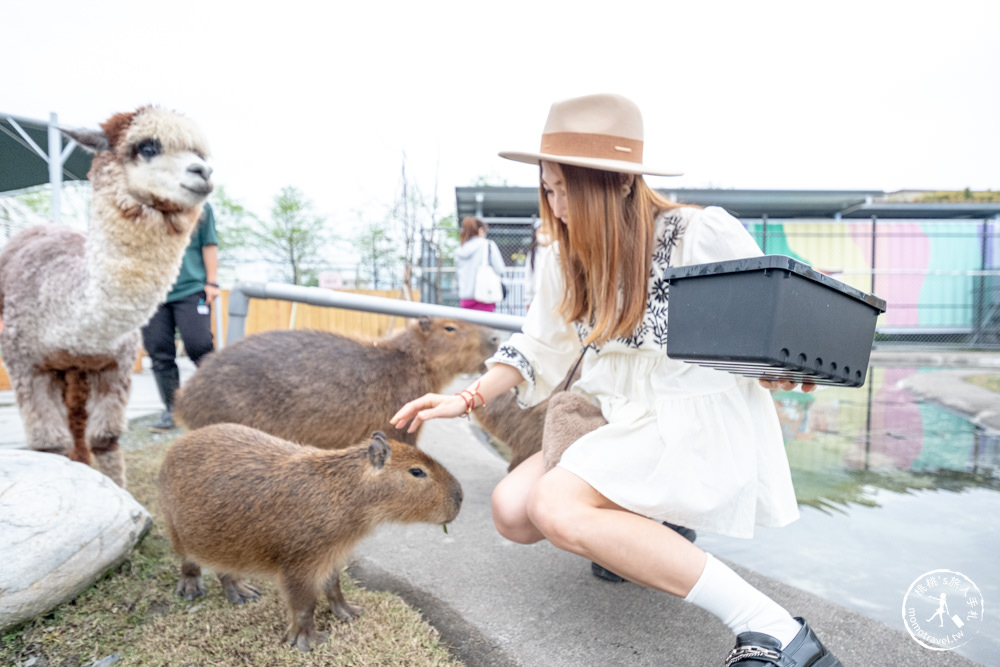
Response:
[351,411,983,667]
[1,351,994,665]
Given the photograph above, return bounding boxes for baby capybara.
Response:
[158,424,463,652]
[175,316,499,448]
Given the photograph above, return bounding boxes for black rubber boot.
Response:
[591,521,698,583]
[149,365,180,433]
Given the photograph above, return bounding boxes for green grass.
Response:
[0,418,462,667]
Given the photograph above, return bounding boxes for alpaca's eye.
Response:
[408,468,427,478]
[134,139,162,160]
[444,326,457,332]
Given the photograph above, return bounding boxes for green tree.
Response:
[353,218,399,289]
[389,153,442,297]
[212,185,331,285]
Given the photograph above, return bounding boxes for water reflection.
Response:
[774,366,1000,513]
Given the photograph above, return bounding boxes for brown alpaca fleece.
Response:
[158,424,463,652]
[175,316,499,449]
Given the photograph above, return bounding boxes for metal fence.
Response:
[747,217,1000,349]
[419,217,1000,350]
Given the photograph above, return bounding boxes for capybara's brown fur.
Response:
[473,391,547,471]
[158,424,463,652]
[174,316,499,448]
[473,363,582,471]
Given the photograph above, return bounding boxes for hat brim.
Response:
[499,150,683,177]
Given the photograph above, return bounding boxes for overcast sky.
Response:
[4,0,999,232]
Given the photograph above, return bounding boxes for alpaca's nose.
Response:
[188,163,213,182]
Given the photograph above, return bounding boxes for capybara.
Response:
[473,391,547,471]
[174,316,499,448]
[473,363,581,471]
[158,424,463,651]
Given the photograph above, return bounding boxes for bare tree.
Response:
[390,152,440,299]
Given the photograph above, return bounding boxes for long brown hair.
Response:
[540,164,683,346]
[460,216,486,245]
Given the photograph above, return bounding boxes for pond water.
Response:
[697,365,999,666]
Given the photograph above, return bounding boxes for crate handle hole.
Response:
[855,370,863,383]
[814,357,823,370]
[797,353,807,367]
[843,365,851,377]
[829,362,838,373]
[779,348,790,361]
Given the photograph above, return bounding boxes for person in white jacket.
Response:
[455,216,506,311]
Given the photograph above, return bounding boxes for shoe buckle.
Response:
[725,644,782,666]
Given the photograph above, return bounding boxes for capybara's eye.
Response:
[408,468,427,478]
[444,326,457,332]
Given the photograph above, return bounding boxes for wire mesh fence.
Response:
[420,216,1000,351]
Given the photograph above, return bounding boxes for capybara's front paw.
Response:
[219,574,261,605]
[286,627,329,653]
[330,598,363,622]
[175,575,205,600]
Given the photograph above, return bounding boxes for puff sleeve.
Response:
[485,243,580,407]
[676,206,764,266]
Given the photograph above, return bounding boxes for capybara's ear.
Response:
[418,316,432,333]
[368,432,391,469]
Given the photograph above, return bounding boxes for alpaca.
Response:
[0,106,213,487]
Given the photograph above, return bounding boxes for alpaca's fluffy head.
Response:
[66,106,214,226]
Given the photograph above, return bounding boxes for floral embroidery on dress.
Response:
[494,344,535,405]
[572,211,686,352]
[605,211,687,351]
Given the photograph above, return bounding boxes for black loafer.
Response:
[726,618,842,666]
[590,521,698,583]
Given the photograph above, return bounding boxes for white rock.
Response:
[0,450,152,631]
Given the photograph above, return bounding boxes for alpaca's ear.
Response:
[60,127,110,153]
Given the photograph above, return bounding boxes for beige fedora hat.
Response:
[499,93,682,177]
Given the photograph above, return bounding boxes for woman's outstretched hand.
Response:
[390,393,470,433]
[758,378,817,393]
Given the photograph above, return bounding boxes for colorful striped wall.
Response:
[745,219,999,331]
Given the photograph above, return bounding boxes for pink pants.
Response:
[460,300,496,312]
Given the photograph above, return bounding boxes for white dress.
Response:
[486,206,799,539]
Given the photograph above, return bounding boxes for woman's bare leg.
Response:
[525,465,706,596]
[526,466,804,650]
[491,451,548,544]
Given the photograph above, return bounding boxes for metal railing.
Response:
[225,281,525,345]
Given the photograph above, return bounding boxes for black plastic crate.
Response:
[661,255,887,387]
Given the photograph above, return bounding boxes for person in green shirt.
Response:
[140,202,220,432]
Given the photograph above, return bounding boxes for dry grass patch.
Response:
[965,373,1000,394]
[1,419,461,667]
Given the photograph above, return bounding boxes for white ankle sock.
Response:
[685,554,801,648]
